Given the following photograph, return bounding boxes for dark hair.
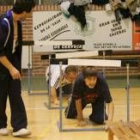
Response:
[65,66,78,74]
[13,0,36,14]
[83,66,97,78]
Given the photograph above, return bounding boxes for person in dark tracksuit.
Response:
[0,0,35,137]
[65,66,114,127]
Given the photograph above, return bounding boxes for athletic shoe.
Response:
[0,128,9,136]
[12,128,31,137]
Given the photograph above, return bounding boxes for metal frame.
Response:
[26,39,84,95]
[44,56,62,109]
[45,57,69,110]
[45,59,95,110]
[57,51,115,132]
[126,64,130,122]
[58,61,105,132]
[57,58,132,132]
[29,40,85,95]
[23,38,130,130]
[46,51,100,109]
[44,55,55,109]
[26,44,46,95]
[27,44,31,94]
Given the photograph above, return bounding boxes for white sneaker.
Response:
[12,128,31,137]
[0,128,9,136]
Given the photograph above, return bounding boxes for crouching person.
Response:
[65,66,114,127]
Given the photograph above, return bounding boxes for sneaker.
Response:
[0,128,9,136]
[12,128,31,137]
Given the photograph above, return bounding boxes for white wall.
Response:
[22,45,32,69]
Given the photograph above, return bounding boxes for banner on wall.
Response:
[33,11,132,52]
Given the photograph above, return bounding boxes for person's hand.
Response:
[52,99,60,105]
[110,0,120,7]
[77,120,87,127]
[9,66,21,80]
[104,120,112,131]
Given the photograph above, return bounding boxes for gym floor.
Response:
[1,77,140,140]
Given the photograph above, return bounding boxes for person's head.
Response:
[64,66,78,83]
[12,0,36,21]
[83,66,98,89]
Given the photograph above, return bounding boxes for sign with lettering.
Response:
[33,11,132,52]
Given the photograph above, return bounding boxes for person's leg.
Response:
[56,84,73,103]
[8,55,30,136]
[61,84,73,95]
[8,78,28,132]
[0,76,8,129]
[65,96,77,118]
[8,77,32,137]
[53,84,73,105]
[89,99,108,124]
[65,96,86,118]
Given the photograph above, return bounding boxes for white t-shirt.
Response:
[46,65,68,88]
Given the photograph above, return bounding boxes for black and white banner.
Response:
[33,11,132,52]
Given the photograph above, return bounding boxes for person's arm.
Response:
[106,101,114,122]
[0,18,21,80]
[99,74,114,129]
[50,86,59,105]
[105,101,114,130]
[0,56,21,80]
[49,66,61,105]
[75,99,86,126]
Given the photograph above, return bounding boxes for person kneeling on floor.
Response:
[65,66,114,127]
[46,65,78,105]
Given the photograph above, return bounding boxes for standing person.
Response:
[65,66,114,127]
[0,0,35,137]
[46,65,78,105]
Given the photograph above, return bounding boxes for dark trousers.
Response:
[47,81,72,97]
[56,84,73,96]
[0,56,27,131]
[65,96,107,124]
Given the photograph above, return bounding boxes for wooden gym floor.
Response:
[0,88,140,140]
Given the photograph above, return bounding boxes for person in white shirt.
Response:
[46,65,78,105]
